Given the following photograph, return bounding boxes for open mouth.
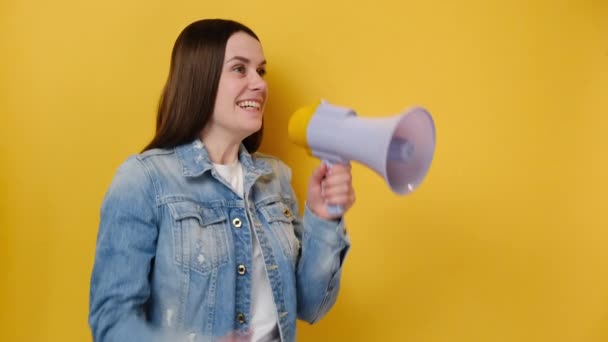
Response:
[236,100,262,110]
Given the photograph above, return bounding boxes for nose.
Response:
[248,71,267,91]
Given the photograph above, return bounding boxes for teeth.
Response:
[237,100,261,109]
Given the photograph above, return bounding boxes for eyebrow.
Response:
[225,56,267,66]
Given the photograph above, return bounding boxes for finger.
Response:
[322,183,351,198]
[322,172,352,187]
[327,163,351,174]
[327,164,351,177]
[325,192,356,207]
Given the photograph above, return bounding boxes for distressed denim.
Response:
[89,139,350,342]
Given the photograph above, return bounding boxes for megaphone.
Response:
[288,100,436,216]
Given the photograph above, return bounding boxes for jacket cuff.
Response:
[303,203,350,247]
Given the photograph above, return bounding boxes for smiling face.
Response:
[206,31,268,144]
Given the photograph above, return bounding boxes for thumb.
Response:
[310,162,329,184]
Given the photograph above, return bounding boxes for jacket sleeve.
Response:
[88,157,183,342]
[279,162,351,324]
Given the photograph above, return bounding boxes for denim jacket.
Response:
[89,139,351,342]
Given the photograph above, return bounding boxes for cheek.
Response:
[215,78,238,101]
[216,86,232,104]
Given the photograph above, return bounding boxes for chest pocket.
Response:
[169,201,229,274]
[259,201,300,266]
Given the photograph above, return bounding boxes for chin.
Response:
[247,123,263,134]
[239,122,262,137]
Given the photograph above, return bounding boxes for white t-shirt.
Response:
[213,160,280,342]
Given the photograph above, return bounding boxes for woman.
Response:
[89,19,354,342]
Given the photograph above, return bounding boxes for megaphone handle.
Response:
[321,159,349,217]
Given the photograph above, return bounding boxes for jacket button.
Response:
[236,312,246,324]
[232,218,242,228]
[237,264,246,275]
[283,208,291,218]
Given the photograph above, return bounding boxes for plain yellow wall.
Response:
[1,0,607,341]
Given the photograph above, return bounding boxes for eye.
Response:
[257,68,267,77]
[232,65,246,74]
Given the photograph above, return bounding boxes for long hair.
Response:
[142,19,263,152]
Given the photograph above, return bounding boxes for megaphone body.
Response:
[288,100,436,215]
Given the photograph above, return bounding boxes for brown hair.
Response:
[143,19,263,152]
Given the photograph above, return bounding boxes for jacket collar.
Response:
[175,139,272,178]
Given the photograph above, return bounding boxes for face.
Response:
[208,31,268,142]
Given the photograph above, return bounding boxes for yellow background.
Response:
[1,0,607,341]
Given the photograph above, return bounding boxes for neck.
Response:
[200,129,241,165]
